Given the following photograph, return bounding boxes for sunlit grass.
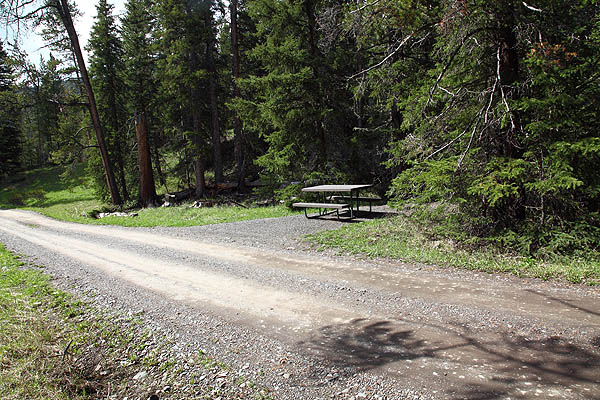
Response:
[0,164,298,227]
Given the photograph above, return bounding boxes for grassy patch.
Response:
[0,244,109,399]
[307,216,600,285]
[74,204,298,227]
[0,243,271,399]
[0,164,298,227]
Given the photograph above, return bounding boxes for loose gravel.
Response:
[0,209,599,400]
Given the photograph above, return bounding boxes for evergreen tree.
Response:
[0,40,22,178]
[37,54,63,164]
[224,0,261,189]
[376,0,600,253]
[87,0,130,201]
[154,0,216,196]
[235,0,362,189]
[121,0,165,193]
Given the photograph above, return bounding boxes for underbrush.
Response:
[307,211,600,285]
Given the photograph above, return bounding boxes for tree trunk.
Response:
[230,0,246,191]
[109,86,129,202]
[56,0,122,205]
[151,126,168,192]
[205,12,223,184]
[304,0,327,169]
[192,110,206,198]
[135,112,156,207]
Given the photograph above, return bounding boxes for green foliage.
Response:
[0,40,22,178]
[88,0,135,202]
[379,0,600,256]
[233,0,385,188]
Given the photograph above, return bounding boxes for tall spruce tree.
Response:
[0,40,22,178]
[87,0,130,202]
[122,0,161,202]
[38,54,63,164]
[155,0,215,197]
[235,0,362,187]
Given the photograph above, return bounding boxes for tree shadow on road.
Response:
[525,288,600,318]
[299,318,600,399]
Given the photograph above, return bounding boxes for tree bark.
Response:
[56,0,122,205]
[135,112,156,207]
[230,0,246,191]
[191,108,206,198]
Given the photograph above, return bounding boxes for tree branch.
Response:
[350,0,382,15]
[497,46,516,131]
[348,33,414,80]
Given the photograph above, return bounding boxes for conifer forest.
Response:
[1,0,599,257]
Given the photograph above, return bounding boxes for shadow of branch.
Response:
[299,317,600,399]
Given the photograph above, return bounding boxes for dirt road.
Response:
[0,209,598,399]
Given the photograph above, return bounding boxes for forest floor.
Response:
[0,209,599,400]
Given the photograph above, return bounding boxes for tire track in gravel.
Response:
[1,209,599,400]
[2,209,597,327]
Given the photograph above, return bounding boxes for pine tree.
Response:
[154,0,216,197]
[87,0,130,201]
[122,0,165,194]
[0,40,22,178]
[235,0,360,187]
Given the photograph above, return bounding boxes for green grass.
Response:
[0,243,272,399]
[0,164,298,227]
[0,244,96,399]
[307,216,600,285]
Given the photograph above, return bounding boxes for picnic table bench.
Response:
[291,202,350,220]
[328,195,382,213]
[292,184,375,219]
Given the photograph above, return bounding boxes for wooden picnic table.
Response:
[295,184,374,219]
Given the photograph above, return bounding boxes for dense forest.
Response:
[1,0,599,256]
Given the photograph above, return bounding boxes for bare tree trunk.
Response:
[150,127,167,192]
[230,0,246,191]
[56,0,122,205]
[135,112,156,207]
[192,112,206,198]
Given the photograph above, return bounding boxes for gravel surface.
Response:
[1,209,599,400]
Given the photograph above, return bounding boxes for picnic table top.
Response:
[301,184,373,192]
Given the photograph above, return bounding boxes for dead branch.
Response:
[496,46,516,131]
[350,0,382,15]
[425,128,468,161]
[522,2,543,12]
[425,29,487,109]
[62,339,73,361]
[457,113,482,169]
[348,33,414,80]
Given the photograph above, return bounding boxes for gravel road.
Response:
[1,209,599,400]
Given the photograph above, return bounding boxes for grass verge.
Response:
[0,164,298,227]
[307,216,600,286]
[0,243,271,399]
